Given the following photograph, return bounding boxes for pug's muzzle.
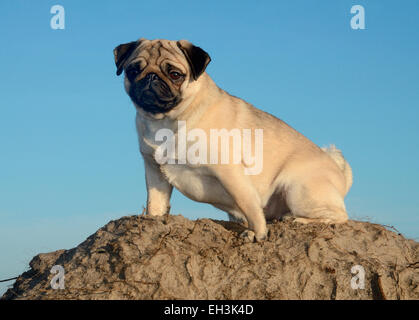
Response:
[129,73,180,114]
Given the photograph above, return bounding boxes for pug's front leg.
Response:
[215,167,268,242]
[144,158,173,216]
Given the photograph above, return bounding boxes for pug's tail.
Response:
[322,144,353,193]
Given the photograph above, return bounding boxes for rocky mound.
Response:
[2,214,418,300]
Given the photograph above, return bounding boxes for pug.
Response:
[113,38,353,242]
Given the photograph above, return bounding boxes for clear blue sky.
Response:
[1,0,418,294]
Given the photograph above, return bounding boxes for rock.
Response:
[1,214,418,300]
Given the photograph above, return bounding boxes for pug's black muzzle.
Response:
[129,73,180,114]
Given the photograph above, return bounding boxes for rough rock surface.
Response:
[2,214,418,300]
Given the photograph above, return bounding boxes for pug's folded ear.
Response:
[114,40,140,76]
[177,40,211,80]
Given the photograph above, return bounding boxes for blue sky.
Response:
[1,0,418,295]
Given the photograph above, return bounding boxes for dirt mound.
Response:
[2,214,418,300]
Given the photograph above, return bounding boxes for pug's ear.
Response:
[177,40,211,80]
[114,40,139,76]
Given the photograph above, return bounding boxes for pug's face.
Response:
[114,39,211,115]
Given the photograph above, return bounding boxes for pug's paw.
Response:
[255,229,268,242]
[239,230,255,243]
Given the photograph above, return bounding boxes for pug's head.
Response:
[114,38,211,116]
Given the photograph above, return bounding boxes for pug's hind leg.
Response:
[286,179,349,225]
[293,213,347,225]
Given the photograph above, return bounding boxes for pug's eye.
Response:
[126,67,141,80]
[169,71,183,80]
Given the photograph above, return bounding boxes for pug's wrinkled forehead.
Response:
[129,39,188,75]
[114,38,211,81]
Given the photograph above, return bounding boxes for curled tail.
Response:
[322,144,353,193]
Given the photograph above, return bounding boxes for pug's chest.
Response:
[160,163,210,200]
[159,163,232,206]
[136,115,233,207]
[136,134,209,199]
